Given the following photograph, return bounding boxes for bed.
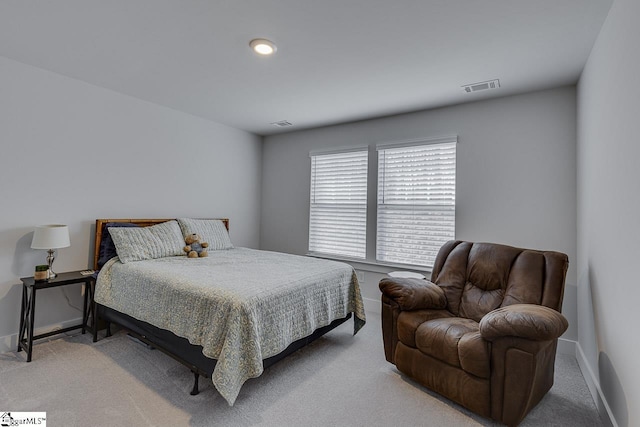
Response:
[91,218,366,405]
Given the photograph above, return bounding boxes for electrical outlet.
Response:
[356,270,365,283]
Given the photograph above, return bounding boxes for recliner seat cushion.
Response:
[415,317,490,379]
[397,309,454,348]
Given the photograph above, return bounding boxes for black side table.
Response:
[18,270,96,362]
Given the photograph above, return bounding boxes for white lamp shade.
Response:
[31,224,71,249]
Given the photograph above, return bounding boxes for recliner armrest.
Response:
[479,304,568,342]
[379,277,447,311]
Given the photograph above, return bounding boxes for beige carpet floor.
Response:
[0,313,603,426]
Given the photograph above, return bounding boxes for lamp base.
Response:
[46,249,57,279]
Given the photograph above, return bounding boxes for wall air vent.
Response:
[271,120,293,127]
[462,79,500,93]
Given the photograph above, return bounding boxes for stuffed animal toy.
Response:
[184,233,209,258]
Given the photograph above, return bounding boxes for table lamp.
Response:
[31,224,70,279]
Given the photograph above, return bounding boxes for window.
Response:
[308,149,368,259]
[376,137,457,268]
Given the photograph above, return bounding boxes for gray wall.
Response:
[577,0,640,425]
[261,87,578,342]
[0,56,262,352]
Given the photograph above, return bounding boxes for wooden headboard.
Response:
[93,218,230,270]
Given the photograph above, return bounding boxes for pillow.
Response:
[97,222,140,269]
[177,218,233,250]
[109,220,185,263]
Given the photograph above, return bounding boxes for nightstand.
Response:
[18,270,96,362]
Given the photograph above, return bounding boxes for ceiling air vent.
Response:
[462,79,500,93]
[271,120,293,128]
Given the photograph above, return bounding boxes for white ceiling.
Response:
[0,1,612,136]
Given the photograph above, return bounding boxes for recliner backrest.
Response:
[431,240,568,322]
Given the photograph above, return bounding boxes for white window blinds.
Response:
[309,149,368,259]
[377,138,456,268]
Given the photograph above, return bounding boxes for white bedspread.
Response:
[94,247,366,404]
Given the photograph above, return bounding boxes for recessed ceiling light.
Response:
[250,38,277,56]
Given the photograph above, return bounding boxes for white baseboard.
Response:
[557,337,577,355]
[576,342,617,427]
[0,317,84,355]
[363,297,381,316]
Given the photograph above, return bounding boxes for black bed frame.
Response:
[94,305,350,395]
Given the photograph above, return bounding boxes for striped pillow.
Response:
[177,218,233,250]
[109,220,185,263]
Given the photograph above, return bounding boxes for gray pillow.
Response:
[110,220,185,263]
[177,218,233,250]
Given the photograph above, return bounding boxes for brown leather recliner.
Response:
[380,240,569,426]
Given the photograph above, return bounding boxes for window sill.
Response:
[306,253,432,276]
